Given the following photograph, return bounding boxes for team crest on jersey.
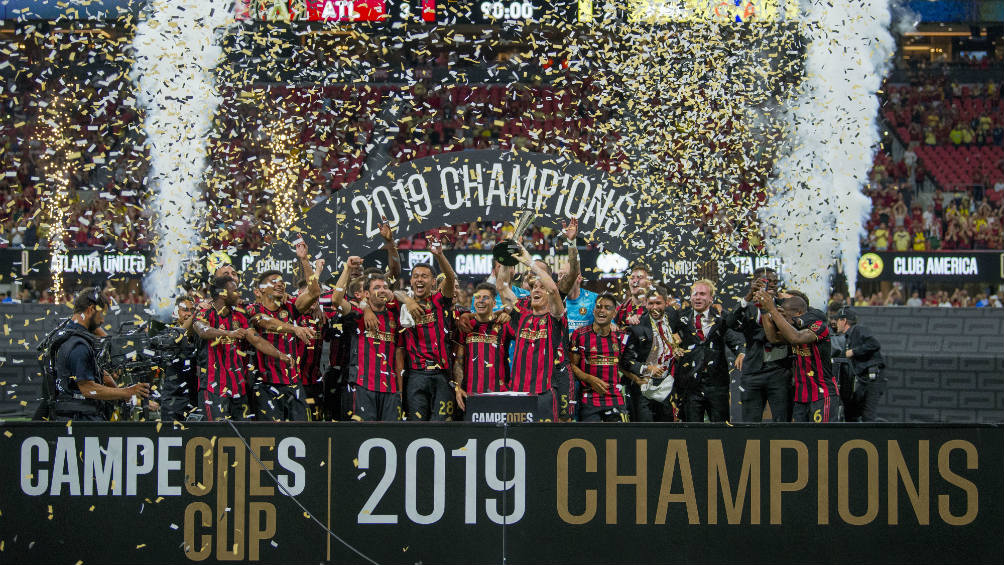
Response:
[519,328,549,340]
[415,312,436,325]
[279,310,289,320]
[579,306,587,315]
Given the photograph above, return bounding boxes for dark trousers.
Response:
[323,368,350,421]
[535,389,558,422]
[848,376,886,422]
[792,395,844,423]
[201,390,247,421]
[351,385,403,422]
[739,368,791,423]
[405,369,454,421]
[578,403,628,422]
[160,375,192,422]
[256,383,308,421]
[624,383,676,422]
[303,382,324,421]
[681,385,730,422]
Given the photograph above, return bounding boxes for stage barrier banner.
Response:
[1,246,785,289]
[1,422,1001,565]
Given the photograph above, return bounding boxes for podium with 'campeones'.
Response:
[464,392,537,423]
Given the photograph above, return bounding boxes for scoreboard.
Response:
[242,0,800,24]
[239,0,579,24]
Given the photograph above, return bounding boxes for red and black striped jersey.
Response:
[571,325,626,408]
[615,300,646,326]
[344,303,402,393]
[459,319,513,394]
[196,305,252,397]
[401,291,453,371]
[791,312,839,403]
[247,297,302,386]
[507,306,568,395]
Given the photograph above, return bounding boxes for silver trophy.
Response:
[493,210,537,266]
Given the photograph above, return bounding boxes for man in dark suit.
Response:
[620,286,677,422]
[726,268,791,422]
[668,279,745,422]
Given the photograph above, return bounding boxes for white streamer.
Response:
[762,0,895,305]
[131,0,231,316]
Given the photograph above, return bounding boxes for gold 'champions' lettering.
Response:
[554,438,979,527]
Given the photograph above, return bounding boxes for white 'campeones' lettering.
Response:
[470,412,535,423]
[19,436,306,497]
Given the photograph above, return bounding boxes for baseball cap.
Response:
[837,307,857,322]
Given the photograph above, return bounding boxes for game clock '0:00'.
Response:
[480,1,535,20]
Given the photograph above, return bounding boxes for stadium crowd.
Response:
[835,286,1004,308]
[862,73,1004,253]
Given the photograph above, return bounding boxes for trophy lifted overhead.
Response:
[493,210,538,267]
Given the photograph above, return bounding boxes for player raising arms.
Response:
[329,257,406,422]
[501,242,572,421]
[245,240,322,421]
[400,230,459,421]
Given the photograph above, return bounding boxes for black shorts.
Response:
[351,385,403,422]
[256,383,308,422]
[405,369,454,421]
[535,389,558,422]
[200,390,248,421]
[578,403,629,423]
[792,395,843,423]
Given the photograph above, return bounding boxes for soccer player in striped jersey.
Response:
[570,293,629,422]
[754,290,843,423]
[245,241,322,421]
[502,242,572,422]
[401,231,459,421]
[193,276,294,421]
[330,259,405,422]
[318,220,400,420]
[452,283,513,413]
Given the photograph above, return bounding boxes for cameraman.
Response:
[46,287,150,421]
[159,295,200,422]
[836,308,886,422]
